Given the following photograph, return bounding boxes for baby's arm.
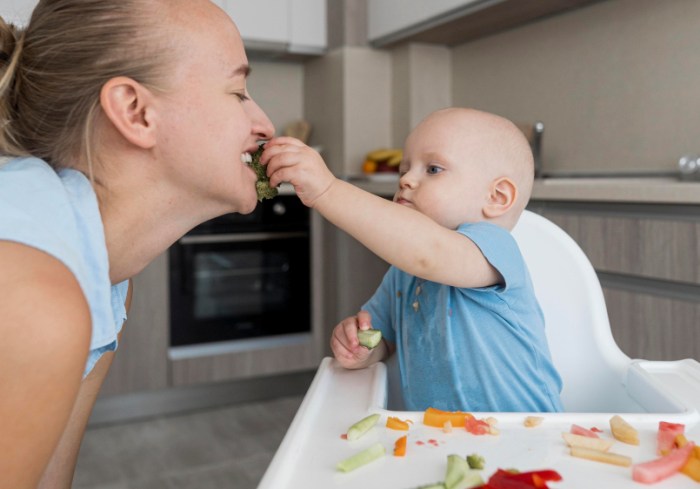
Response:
[330,310,393,369]
[263,138,500,288]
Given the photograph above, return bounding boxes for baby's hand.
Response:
[330,310,375,369]
[262,137,336,208]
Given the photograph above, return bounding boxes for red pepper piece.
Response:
[465,416,491,435]
[485,469,562,489]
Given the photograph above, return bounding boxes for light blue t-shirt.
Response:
[0,156,129,377]
[363,221,563,412]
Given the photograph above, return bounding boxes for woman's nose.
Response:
[249,99,275,140]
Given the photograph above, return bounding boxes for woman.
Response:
[0,1,274,486]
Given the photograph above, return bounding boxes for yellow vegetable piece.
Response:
[562,432,614,452]
[524,416,544,428]
[675,433,689,448]
[610,414,639,445]
[681,452,700,481]
[386,416,410,431]
[570,446,632,467]
[423,407,474,428]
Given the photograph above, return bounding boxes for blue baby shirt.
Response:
[0,156,129,377]
[362,221,563,412]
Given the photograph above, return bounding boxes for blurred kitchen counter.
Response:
[347,174,700,204]
[532,177,700,204]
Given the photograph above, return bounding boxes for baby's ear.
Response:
[99,76,157,149]
[483,176,517,219]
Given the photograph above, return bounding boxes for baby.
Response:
[264,108,563,412]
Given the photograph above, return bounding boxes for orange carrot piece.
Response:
[394,435,407,457]
[423,407,474,428]
[386,416,410,431]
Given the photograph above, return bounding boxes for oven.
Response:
[168,195,310,350]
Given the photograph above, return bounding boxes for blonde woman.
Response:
[0,1,274,486]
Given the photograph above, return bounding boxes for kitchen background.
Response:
[1,0,699,487]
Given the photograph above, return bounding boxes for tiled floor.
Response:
[73,395,304,489]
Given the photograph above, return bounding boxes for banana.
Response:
[365,148,402,162]
[386,152,403,167]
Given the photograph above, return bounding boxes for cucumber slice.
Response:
[346,413,381,441]
[357,329,382,349]
[445,454,484,489]
[336,442,385,472]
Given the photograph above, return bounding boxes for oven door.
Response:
[169,231,310,347]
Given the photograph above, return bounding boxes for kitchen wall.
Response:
[450,0,700,176]
[247,60,305,137]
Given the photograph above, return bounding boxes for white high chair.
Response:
[259,211,700,489]
[512,210,631,412]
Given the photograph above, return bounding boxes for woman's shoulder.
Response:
[0,155,104,292]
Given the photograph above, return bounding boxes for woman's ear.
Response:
[99,76,156,149]
[483,176,518,219]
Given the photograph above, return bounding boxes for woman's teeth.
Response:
[241,152,253,165]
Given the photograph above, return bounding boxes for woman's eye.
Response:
[427,165,443,174]
[232,92,250,102]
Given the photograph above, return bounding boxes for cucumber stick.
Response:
[336,442,386,472]
[357,329,382,349]
[346,413,381,441]
[445,454,484,489]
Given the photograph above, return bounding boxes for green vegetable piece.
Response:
[250,144,278,201]
[346,413,381,441]
[416,484,446,489]
[445,454,484,489]
[466,453,485,470]
[358,329,382,349]
[336,442,385,472]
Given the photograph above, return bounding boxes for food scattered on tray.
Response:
[610,414,640,445]
[345,413,381,441]
[335,409,700,486]
[523,416,544,428]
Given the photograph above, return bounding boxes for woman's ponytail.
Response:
[0,17,27,156]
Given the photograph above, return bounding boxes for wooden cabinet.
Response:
[222,0,326,55]
[528,201,700,362]
[99,253,169,397]
[367,0,604,47]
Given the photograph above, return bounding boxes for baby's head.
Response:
[395,107,534,230]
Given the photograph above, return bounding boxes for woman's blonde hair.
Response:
[0,0,171,171]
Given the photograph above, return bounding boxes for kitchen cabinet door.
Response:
[289,0,326,53]
[99,252,169,397]
[528,201,700,362]
[367,0,604,47]
[222,0,325,54]
[225,0,289,48]
[368,0,496,44]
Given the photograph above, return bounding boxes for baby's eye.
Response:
[427,165,443,174]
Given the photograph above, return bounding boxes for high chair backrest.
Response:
[512,210,631,412]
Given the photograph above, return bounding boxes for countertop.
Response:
[347,175,700,205]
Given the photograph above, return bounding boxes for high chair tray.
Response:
[258,357,700,489]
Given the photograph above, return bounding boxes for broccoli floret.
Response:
[466,453,485,470]
[250,144,278,201]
